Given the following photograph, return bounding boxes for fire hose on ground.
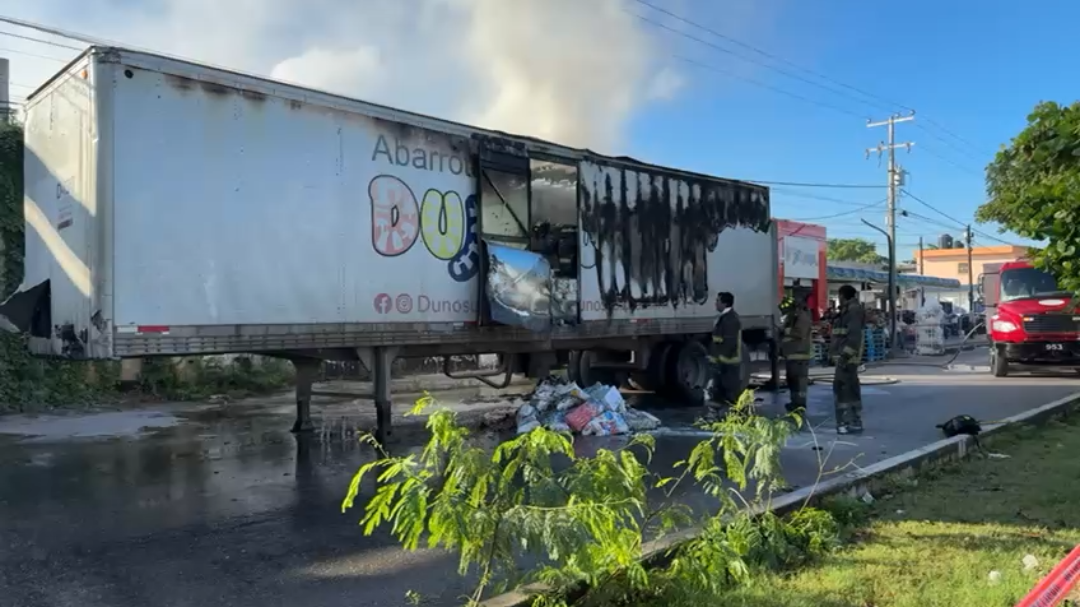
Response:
[750,321,989,388]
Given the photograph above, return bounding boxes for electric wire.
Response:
[792,199,887,222]
[901,190,1015,245]
[0,45,69,62]
[0,29,81,51]
[631,0,992,159]
[747,180,885,189]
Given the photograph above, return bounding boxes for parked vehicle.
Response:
[0,46,781,437]
[980,260,1080,376]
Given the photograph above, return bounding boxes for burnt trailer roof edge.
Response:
[27,45,768,201]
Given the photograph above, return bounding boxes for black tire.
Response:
[665,340,710,406]
[631,342,674,392]
[990,345,1010,377]
[571,350,619,388]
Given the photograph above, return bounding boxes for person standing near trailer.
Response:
[781,293,814,413]
[830,284,865,434]
[708,291,743,418]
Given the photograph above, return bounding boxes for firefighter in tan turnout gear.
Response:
[830,284,865,434]
[781,294,814,414]
[708,291,742,418]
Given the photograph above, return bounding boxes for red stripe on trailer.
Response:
[137,325,170,334]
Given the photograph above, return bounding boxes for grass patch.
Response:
[722,417,1080,606]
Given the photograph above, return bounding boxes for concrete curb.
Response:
[479,390,1080,607]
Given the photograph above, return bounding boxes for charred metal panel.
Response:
[580,160,770,313]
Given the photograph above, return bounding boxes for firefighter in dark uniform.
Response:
[781,293,814,413]
[830,284,866,434]
[708,291,743,417]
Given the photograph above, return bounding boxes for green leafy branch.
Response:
[343,390,848,606]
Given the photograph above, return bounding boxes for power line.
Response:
[0,29,82,51]
[633,6,887,115]
[922,116,986,156]
[791,198,887,221]
[770,187,884,207]
[898,194,1015,246]
[630,0,992,160]
[675,55,869,120]
[916,144,983,176]
[0,45,69,62]
[900,189,969,230]
[0,15,103,45]
[747,179,885,189]
[899,209,961,232]
[631,0,896,112]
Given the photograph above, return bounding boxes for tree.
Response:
[976,101,1078,292]
[826,238,885,265]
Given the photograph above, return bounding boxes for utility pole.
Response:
[867,112,915,354]
[965,225,974,313]
[918,236,924,274]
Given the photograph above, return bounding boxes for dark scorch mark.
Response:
[580,160,770,314]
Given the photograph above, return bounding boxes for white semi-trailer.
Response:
[0,46,780,440]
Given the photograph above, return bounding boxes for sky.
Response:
[0,0,1071,263]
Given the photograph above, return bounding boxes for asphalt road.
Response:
[1,348,1077,607]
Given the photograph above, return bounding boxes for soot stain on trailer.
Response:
[239,88,267,103]
[165,74,196,92]
[199,80,230,97]
[580,160,770,313]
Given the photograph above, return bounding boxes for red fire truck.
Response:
[980,259,1080,376]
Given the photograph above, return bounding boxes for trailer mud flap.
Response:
[0,279,51,336]
[483,240,552,332]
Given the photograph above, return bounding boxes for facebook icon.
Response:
[373,293,392,314]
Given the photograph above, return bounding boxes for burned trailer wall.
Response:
[578,160,773,322]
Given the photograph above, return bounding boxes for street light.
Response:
[861,219,897,355]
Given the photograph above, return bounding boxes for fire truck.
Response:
[980,259,1080,376]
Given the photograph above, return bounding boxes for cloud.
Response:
[2,0,687,152]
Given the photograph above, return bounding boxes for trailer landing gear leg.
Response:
[373,346,395,445]
[291,358,320,434]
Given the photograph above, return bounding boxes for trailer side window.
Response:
[480,168,529,245]
[529,160,578,226]
[529,159,579,279]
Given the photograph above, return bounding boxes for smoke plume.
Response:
[9,0,684,152]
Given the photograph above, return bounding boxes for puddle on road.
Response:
[0,410,181,442]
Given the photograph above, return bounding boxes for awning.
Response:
[826,265,962,289]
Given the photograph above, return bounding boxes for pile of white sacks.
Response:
[516,377,662,436]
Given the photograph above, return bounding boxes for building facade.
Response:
[915,245,1028,310]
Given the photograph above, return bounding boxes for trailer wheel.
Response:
[990,345,1010,377]
[666,341,710,406]
[631,342,674,392]
[570,350,620,388]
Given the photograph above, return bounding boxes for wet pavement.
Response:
[1,348,1078,607]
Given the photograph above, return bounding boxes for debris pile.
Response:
[516,377,661,436]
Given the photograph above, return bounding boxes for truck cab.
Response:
[980,260,1080,376]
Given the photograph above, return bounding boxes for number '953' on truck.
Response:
[980,259,1080,376]
[0,46,782,440]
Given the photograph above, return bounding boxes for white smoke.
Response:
[3,0,686,152]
